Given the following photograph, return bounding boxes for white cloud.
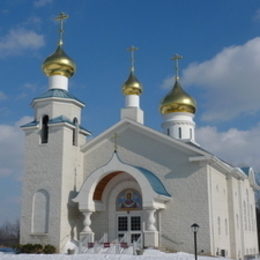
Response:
[196,124,260,170]
[161,75,174,89]
[0,28,45,57]
[34,0,52,8]
[162,37,260,122]
[0,116,32,180]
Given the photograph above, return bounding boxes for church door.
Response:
[117,215,142,244]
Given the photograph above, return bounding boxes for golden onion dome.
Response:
[42,45,76,78]
[122,68,143,96]
[160,80,197,115]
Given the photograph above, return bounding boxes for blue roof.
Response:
[134,166,171,197]
[20,120,39,128]
[33,89,84,105]
[240,167,250,176]
[49,115,72,125]
[49,115,91,134]
[21,116,91,134]
[113,152,170,197]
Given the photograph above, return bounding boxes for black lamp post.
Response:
[191,223,200,260]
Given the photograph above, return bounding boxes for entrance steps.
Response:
[82,244,134,254]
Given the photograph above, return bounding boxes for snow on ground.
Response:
[0,250,234,260]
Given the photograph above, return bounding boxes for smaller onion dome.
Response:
[122,68,143,96]
[160,80,197,115]
[42,45,76,78]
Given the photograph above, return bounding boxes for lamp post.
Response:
[191,223,199,260]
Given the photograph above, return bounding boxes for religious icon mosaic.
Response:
[116,189,142,211]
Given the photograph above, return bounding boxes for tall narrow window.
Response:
[41,115,49,144]
[190,128,192,139]
[178,127,182,139]
[218,217,221,235]
[246,190,251,231]
[73,118,78,146]
[244,201,247,230]
[167,128,170,136]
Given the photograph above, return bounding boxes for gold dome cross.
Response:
[127,46,138,71]
[171,54,183,80]
[55,12,69,46]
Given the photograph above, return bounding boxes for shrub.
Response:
[43,244,56,254]
[13,243,55,254]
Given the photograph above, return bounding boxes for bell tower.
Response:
[20,13,90,252]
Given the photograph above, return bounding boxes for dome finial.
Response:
[42,12,76,79]
[54,12,69,46]
[171,54,183,81]
[122,46,142,96]
[127,46,138,72]
[160,53,196,115]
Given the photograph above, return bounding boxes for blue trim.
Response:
[113,152,171,197]
[240,167,250,176]
[134,166,171,197]
[49,115,91,134]
[33,89,85,105]
[49,115,73,125]
[20,120,39,128]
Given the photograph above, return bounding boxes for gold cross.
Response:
[111,133,120,152]
[171,54,183,80]
[54,12,69,45]
[127,46,138,70]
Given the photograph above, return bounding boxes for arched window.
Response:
[116,189,142,211]
[32,189,50,233]
[72,118,78,146]
[41,115,49,144]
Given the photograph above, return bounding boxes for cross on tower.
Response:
[127,46,138,71]
[171,54,183,80]
[111,133,120,152]
[54,12,69,46]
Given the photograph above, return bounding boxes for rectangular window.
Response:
[118,216,128,231]
[131,216,141,231]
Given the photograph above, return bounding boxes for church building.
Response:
[20,13,259,259]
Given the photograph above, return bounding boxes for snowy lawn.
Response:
[0,250,233,260]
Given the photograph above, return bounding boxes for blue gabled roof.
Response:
[20,120,39,128]
[33,89,84,105]
[240,167,250,176]
[134,166,171,197]
[113,152,170,197]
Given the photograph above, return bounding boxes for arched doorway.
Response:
[73,152,171,248]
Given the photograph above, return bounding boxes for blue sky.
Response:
[1,0,260,225]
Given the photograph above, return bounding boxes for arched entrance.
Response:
[73,152,171,248]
